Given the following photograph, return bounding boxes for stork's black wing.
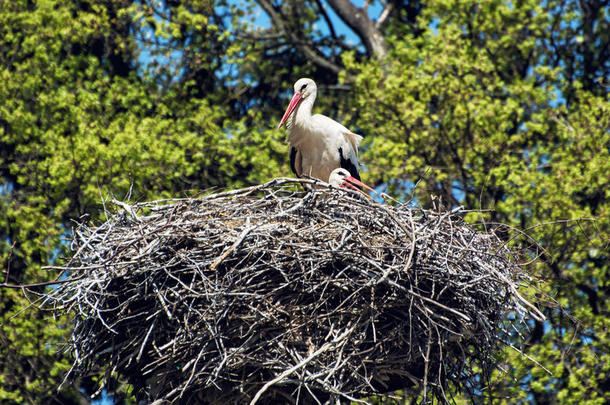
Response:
[338,147,360,181]
[289,147,300,176]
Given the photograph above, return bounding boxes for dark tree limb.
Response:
[255,0,344,73]
[325,0,389,59]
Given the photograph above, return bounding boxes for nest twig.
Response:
[46,177,542,404]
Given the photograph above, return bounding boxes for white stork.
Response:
[277,78,363,183]
[328,168,376,199]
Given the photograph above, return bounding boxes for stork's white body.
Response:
[278,78,362,183]
[287,113,362,183]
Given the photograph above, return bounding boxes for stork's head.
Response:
[328,168,376,199]
[277,78,317,129]
[293,78,317,99]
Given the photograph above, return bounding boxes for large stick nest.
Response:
[48,178,541,404]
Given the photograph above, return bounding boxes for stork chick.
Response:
[328,168,376,199]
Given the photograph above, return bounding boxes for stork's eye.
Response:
[300,84,307,92]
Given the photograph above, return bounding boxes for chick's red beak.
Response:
[341,176,377,199]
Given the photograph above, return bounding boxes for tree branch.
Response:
[376,3,393,28]
[255,0,343,74]
[325,0,388,59]
[315,0,338,43]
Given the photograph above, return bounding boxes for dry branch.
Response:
[45,177,541,404]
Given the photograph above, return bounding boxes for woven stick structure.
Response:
[47,177,542,404]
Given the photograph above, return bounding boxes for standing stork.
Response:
[278,78,363,183]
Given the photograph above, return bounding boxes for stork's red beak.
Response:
[342,176,377,198]
[278,92,303,128]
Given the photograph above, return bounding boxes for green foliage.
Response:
[345,0,609,402]
[487,93,610,404]
[1,0,608,403]
[0,0,287,402]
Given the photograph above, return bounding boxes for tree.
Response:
[1,0,608,402]
[0,0,285,402]
[344,0,609,402]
